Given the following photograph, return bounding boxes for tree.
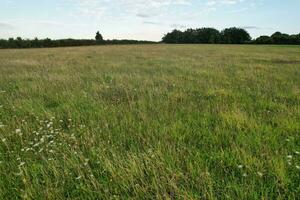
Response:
[43,38,52,47]
[182,28,197,43]
[162,27,251,44]
[271,32,290,44]
[221,27,251,44]
[162,29,184,43]
[95,31,104,42]
[255,36,273,44]
[15,37,23,48]
[195,28,221,44]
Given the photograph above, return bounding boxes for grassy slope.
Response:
[0,45,299,199]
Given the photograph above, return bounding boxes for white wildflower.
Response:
[84,159,89,166]
[33,143,39,147]
[257,172,263,177]
[238,165,243,169]
[15,129,21,134]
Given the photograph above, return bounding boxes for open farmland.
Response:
[0,44,299,199]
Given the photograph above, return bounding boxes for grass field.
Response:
[0,44,299,199]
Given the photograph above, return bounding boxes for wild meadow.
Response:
[0,44,299,199]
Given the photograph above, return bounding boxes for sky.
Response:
[0,0,299,41]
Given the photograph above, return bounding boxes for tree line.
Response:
[1,28,300,49]
[253,32,300,44]
[0,31,156,49]
[162,27,300,45]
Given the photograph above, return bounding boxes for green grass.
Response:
[0,44,299,199]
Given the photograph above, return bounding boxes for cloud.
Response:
[143,21,162,25]
[68,0,192,18]
[137,13,150,18]
[240,26,261,29]
[205,0,263,15]
[240,26,274,30]
[0,22,14,30]
[170,24,186,29]
[207,0,245,6]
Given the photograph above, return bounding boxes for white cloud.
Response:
[207,0,245,7]
[0,22,14,30]
[67,0,192,18]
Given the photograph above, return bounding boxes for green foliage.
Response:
[162,28,300,45]
[162,29,184,43]
[0,45,300,199]
[162,27,251,44]
[255,36,274,44]
[253,32,300,45]
[95,31,104,42]
[0,37,157,49]
[220,27,251,44]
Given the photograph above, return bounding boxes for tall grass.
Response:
[0,45,299,199]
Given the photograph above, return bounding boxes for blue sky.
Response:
[0,0,299,41]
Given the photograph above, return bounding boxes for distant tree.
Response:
[255,36,273,44]
[15,37,21,48]
[31,37,40,48]
[43,38,52,47]
[95,31,104,42]
[0,36,156,49]
[182,28,197,43]
[221,27,251,44]
[162,27,251,44]
[162,29,184,43]
[7,38,17,48]
[288,34,297,44]
[295,33,300,44]
[271,32,290,44]
[195,28,221,43]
